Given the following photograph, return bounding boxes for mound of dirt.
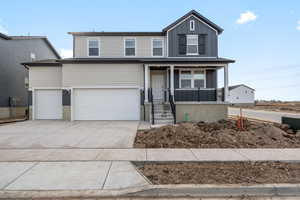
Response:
[134,120,300,148]
[137,162,300,184]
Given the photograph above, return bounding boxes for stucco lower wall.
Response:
[143,103,152,122]
[176,103,228,123]
[0,107,27,119]
[63,106,71,121]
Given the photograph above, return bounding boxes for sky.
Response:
[0,0,299,101]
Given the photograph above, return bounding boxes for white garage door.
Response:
[73,88,140,120]
[35,90,62,119]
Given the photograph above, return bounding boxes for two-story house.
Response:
[23,10,234,124]
[0,33,60,119]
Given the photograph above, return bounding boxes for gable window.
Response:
[186,35,198,55]
[180,70,206,88]
[30,52,36,61]
[190,20,195,31]
[152,39,163,57]
[124,38,136,56]
[88,39,100,56]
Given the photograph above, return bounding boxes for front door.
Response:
[151,74,164,100]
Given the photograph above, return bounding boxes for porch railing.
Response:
[168,89,176,124]
[148,88,154,125]
[174,88,217,102]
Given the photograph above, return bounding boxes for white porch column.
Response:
[144,64,149,102]
[224,64,229,102]
[170,65,174,96]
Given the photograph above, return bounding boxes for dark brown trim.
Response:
[68,32,165,36]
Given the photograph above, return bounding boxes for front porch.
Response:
[142,63,230,124]
[144,64,229,103]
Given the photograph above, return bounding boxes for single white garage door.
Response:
[35,90,62,119]
[73,88,140,120]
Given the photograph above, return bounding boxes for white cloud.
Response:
[60,49,73,58]
[297,20,300,31]
[236,11,257,24]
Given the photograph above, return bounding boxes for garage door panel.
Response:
[35,90,62,119]
[74,88,140,120]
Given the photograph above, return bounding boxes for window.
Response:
[186,35,198,55]
[88,39,99,56]
[152,39,163,56]
[124,38,136,56]
[190,20,195,31]
[30,52,36,61]
[180,70,205,88]
[194,70,205,88]
[180,71,192,88]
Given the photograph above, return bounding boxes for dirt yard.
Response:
[253,101,300,113]
[137,162,300,185]
[134,119,300,148]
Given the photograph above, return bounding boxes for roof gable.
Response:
[162,10,223,34]
[229,84,255,91]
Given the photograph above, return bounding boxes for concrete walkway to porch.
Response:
[1,148,300,162]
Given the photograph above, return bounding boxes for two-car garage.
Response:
[33,88,140,121]
[72,88,140,120]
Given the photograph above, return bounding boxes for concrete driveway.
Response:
[0,120,139,149]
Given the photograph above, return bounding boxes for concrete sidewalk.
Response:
[0,161,149,191]
[1,148,300,162]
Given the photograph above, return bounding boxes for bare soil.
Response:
[253,101,300,113]
[134,120,300,148]
[137,162,300,185]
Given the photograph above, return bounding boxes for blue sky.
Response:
[1,0,299,101]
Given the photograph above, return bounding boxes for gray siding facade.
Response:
[168,15,218,57]
[0,37,58,108]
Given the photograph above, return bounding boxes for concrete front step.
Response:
[154,114,174,118]
[155,120,174,124]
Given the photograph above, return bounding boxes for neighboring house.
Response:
[23,10,235,124]
[0,33,60,119]
[228,84,255,106]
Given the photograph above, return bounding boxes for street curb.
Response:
[0,184,300,199]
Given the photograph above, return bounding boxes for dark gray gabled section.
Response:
[168,15,218,57]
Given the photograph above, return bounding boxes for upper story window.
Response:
[88,39,100,57]
[186,35,198,55]
[180,70,205,88]
[152,39,163,57]
[190,20,195,31]
[124,38,136,56]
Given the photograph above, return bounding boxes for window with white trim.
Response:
[125,38,136,56]
[152,39,163,56]
[186,35,198,55]
[88,39,100,56]
[190,20,195,31]
[180,70,193,88]
[180,70,205,88]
